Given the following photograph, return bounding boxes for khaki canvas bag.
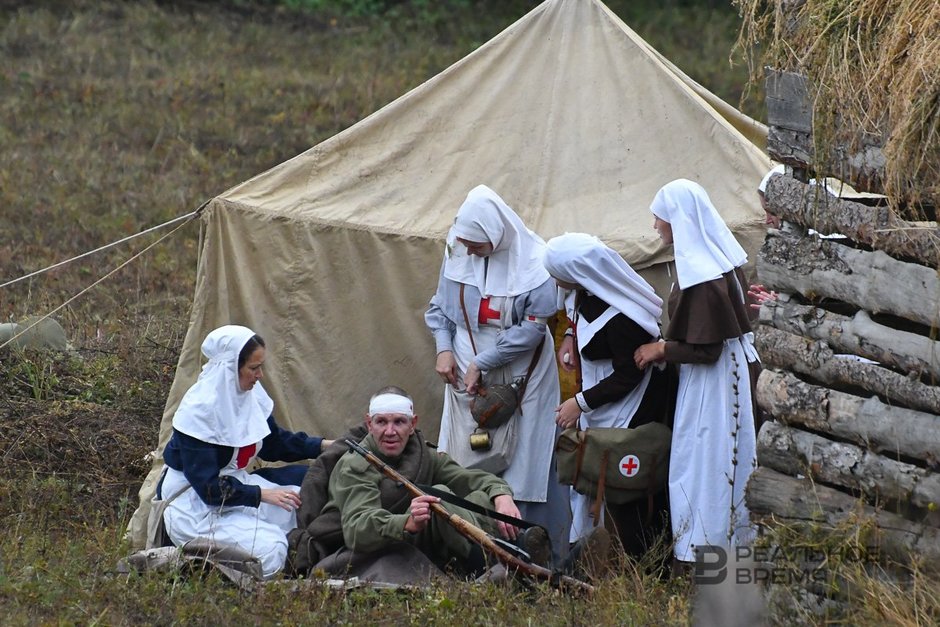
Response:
[555,421,671,505]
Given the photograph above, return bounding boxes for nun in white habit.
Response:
[634,179,759,565]
[544,233,672,550]
[157,325,330,579]
[425,185,570,562]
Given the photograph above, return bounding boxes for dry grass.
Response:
[0,0,504,339]
[752,513,940,625]
[732,3,940,618]
[734,0,940,211]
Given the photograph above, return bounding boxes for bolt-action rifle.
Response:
[344,438,594,596]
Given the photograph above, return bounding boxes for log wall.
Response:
[749,74,940,575]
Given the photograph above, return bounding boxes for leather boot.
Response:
[517,526,552,568]
[562,526,611,580]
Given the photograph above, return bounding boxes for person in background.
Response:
[634,179,759,574]
[749,164,787,308]
[750,164,848,310]
[156,324,332,579]
[424,185,571,565]
[757,163,786,229]
[544,232,673,558]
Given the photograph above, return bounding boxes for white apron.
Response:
[669,333,758,562]
[439,297,559,503]
[569,306,654,542]
[162,442,299,579]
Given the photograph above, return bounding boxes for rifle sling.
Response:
[416,483,541,531]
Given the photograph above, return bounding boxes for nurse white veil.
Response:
[171,324,273,447]
[544,233,662,338]
[650,179,748,290]
[443,185,549,297]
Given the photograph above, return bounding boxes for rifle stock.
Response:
[344,438,594,596]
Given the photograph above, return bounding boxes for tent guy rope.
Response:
[0,210,200,290]
[0,210,200,352]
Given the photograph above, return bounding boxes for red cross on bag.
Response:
[619,454,640,477]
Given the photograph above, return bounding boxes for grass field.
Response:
[1,1,935,624]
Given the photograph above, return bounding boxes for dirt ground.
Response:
[0,336,179,519]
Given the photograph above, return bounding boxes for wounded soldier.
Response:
[287,386,551,585]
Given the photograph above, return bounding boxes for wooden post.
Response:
[757,231,940,328]
[764,175,939,264]
[758,299,940,382]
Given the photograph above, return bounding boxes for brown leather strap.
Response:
[514,335,545,412]
[459,283,544,406]
[591,449,610,527]
[459,283,478,355]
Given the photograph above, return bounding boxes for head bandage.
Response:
[758,164,786,193]
[368,393,414,417]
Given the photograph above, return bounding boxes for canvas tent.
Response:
[129,0,771,546]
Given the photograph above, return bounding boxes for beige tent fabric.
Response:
[636,34,769,149]
[128,0,770,547]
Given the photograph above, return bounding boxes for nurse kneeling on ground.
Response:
[156,325,332,579]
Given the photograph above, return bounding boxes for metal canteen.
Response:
[469,428,492,451]
[470,378,522,429]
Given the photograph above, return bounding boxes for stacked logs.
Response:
[747,89,940,575]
